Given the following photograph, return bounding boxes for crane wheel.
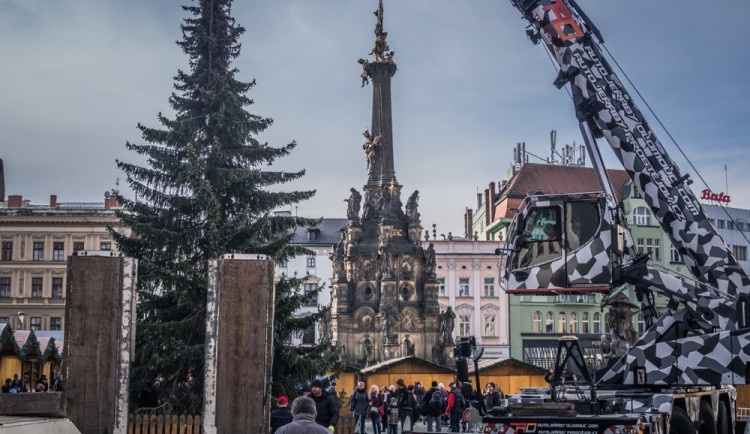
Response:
[669,407,693,434]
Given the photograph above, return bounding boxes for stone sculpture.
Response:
[362,130,381,171]
[601,293,640,359]
[424,242,436,277]
[405,190,420,224]
[358,58,369,87]
[345,188,362,222]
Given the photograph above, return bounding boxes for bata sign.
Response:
[701,189,731,204]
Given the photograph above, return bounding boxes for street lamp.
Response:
[17,311,25,330]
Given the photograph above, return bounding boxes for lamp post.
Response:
[17,310,25,330]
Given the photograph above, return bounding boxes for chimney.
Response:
[50,195,57,207]
[488,182,496,222]
[484,188,491,225]
[7,195,22,208]
[464,208,473,239]
[476,193,482,209]
[105,196,112,210]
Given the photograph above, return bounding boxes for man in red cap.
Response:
[271,396,293,433]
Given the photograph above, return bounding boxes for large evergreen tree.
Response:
[112,0,317,413]
[271,277,341,399]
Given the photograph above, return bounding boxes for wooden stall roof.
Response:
[0,324,62,364]
[359,356,455,376]
[468,357,547,375]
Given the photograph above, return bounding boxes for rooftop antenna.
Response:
[549,130,557,165]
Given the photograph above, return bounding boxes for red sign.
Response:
[701,189,731,204]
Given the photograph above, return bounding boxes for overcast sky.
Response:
[1,0,748,236]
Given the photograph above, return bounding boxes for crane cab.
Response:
[503,194,614,294]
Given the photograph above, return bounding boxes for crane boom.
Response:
[509,0,750,296]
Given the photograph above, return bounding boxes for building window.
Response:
[53,242,65,261]
[31,278,43,298]
[733,245,748,261]
[604,313,611,333]
[301,324,315,345]
[582,312,590,334]
[484,314,496,337]
[306,254,315,268]
[728,221,736,230]
[33,242,44,261]
[50,317,62,331]
[593,312,601,334]
[100,242,112,251]
[557,312,567,333]
[458,278,470,297]
[633,207,651,226]
[0,278,10,298]
[437,278,446,297]
[52,278,63,298]
[483,277,495,297]
[545,312,554,333]
[302,283,317,307]
[569,312,578,334]
[459,315,471,337]
[717,219,726,229]
[637,238,661,261]
[307,229,320,241]
[30,317,42,331]
[637,314,645,334]
[670,245,683,263]
[73,242,84,253]
[533,311,542,333]
[1,242,11,261]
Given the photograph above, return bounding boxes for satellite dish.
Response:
[104,191,111,199]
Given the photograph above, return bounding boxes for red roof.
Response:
[503,163,630,200]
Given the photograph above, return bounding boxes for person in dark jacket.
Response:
[350,381,369,434]
[392,378,411,429]
[483,382,503,411]
[421,381,443,432]
[271,396,293,433]
[310,378,339,430]
[444,382,465,433]
[277,396,331,434]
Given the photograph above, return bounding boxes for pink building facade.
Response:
[426,239,509,359]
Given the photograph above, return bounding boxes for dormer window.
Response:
[308,228,320,241]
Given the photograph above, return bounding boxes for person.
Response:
[386,398,399,434]
[50,373,64,392]
[421,380,443,432]
[276,396,331,434]
[1,379,12,393]
[368,385,383,434]
[271,396,293,433]
[445,382,465,433]
[310,379,339,430]
[327,380,338,398]
[413,381,426,423]
[483,382,503,411]
[38,375,49,392]
[11,373,24,393]
[392,378,410,429]
[350,381,369,434]
[379,386,388,433]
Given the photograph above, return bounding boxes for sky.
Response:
[1,0,749,237]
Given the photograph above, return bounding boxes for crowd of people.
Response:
[1,373,62,393]
[270,377,505,433]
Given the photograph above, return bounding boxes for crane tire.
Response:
[669,407,694,434]
[716,400,729,434]
[698,400,717,434]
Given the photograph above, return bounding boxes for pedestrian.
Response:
[444,382,466,433]
[414,381,426,424]
[310,378,339,430]
[393,378,410,429]
[37,375,49,392]
[11,374,24,393]
[379,386,388,433]
[421,380,444,432]
[50,373,64,392]
[483,382,502,411]
[276,396,331,434]
[270,396,293,433]
[350,381,369,434]
[386,398,399,434]
[368,385,383,434]
[1,379,12,393]
[327,380,338,398]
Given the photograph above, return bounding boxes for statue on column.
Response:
[379,237,393,278]
[363,336,374,366]
[331,231,346,280]
[405,190,420,224]
[601,293,640,359]
[440,307,456,346]
[362,130,381,171]
[424,243,436,277]
[357,58,370,87]
[345,188,362,222]
[378,304,398,345]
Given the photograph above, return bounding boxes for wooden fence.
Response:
[128,414,202,434]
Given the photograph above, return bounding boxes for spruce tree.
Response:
[112,0,316,413]
[271,277,342,399]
